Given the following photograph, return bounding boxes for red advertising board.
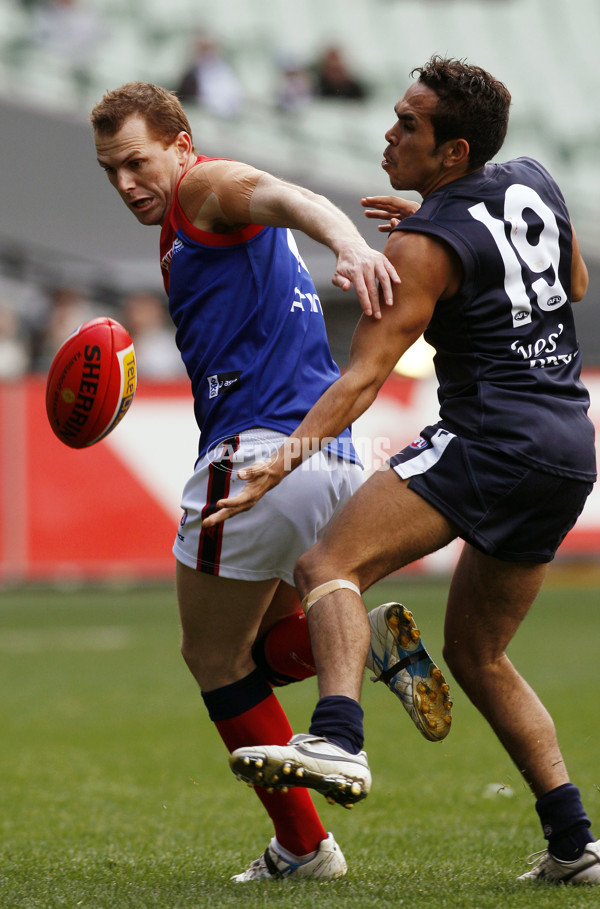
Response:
[1,374,599,582]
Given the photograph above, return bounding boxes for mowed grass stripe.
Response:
[0,626,133,653]
[0,579,599,908]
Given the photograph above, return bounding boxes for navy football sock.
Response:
[536,783,594,861]
[309,695,364,754]
[201,666,272,720]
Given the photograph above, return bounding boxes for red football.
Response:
[45,317,137,449]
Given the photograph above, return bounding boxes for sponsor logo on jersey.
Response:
[410,436,429,450]
[207,371,242,399]
[160,237,183,273]
[510,323,578,367]
[290,287,322,313]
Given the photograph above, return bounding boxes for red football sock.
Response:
[215,691,326,855]
[257,610,316,685]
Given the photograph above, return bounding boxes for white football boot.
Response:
[230,733,371,808]
[367,602,452,742]
[518,840,600,883]
[232,832,347,882]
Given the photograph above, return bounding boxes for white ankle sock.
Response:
[274,837,318,864]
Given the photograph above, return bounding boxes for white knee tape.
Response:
[301,579,361,615]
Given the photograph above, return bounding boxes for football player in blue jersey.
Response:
[90,81,453,882]
[208,57,600,884]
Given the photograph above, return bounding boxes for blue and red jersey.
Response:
[160,156,357,462]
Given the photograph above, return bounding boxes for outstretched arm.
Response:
[179,161,400,318]
[203,230,460,527]
[248,174,401,318]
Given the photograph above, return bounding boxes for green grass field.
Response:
[1,573,599,908]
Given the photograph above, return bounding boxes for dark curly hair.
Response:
[411,56,511,169]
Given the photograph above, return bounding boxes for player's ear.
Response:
[442,138,470,169]
[173,130,193,160]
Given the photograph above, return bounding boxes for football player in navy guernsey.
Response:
[90,82,454,882]
[207,57,600,884]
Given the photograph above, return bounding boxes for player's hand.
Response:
[201,454,285,527]
[331,238,400,319]
[361,196,421,232]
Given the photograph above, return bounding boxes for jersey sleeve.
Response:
[394,212,478,284]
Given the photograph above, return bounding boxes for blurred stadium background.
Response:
[1,0,600,584]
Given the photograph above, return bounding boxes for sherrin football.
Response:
[45,317,137,449]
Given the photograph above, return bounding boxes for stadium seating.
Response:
[0,0,598,242]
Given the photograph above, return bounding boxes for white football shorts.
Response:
[173,428,364,585]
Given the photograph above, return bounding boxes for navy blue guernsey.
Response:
[395,157,596,481]
[160,156,357,463]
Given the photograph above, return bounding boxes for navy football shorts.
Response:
[390,424,594,563]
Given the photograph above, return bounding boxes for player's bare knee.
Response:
[294,543,342,599]
[180,633,218,681]
[443,634,480,682]
[443,639,495,694]
[180,634,201,676]
[293,547,321,598]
